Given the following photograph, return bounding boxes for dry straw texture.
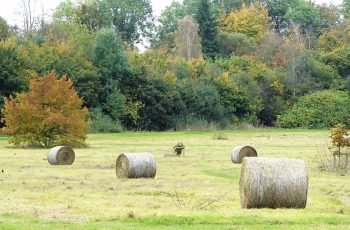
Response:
[47,146,75,165]
[239,157,308,209]
[116,153,156,179]
[231,146,257,163]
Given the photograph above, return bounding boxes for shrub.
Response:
[1,72,89,147]
[89,108,123,133]
[277,90,350,128]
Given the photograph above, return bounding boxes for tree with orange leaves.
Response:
[1,72,89,147]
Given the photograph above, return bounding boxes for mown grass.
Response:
[0,130,349,229]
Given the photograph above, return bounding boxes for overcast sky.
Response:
[0,0,344,27]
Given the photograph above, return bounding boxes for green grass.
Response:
[0,130,349,229]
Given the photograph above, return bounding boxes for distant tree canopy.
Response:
[220,3,270,42]
[0,39,29,115]
[1,0,350,132]
[54,0,154,45]
[0,16,10,40]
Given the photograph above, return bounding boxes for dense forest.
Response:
[1,0,350,131]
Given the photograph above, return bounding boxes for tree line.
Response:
[2,0,350,131]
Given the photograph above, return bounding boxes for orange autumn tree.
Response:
[1,72,89,147]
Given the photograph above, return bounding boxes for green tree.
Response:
[0,16,10,41]
[52,0,76,22]
[24,41,101,108]
[196,0,218,59]
[91,28,130,104]
[0,39,29,126]
[285,1,321,35]
[342,0,350,19]
[264,0,300,33]
[322,45,350,78]
[138,77,183,130]
[216,32,256,57]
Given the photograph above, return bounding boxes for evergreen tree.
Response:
[196,0,218,59]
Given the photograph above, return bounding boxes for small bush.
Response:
[213,132,228,140]
[89,108,123,133]
[277,90,350,128]
[173,142,185,156]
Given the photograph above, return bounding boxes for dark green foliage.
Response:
[196,0,218,59]
[91,29,130,83]
[1,0,349,132]
[277,90,350,128]
[342,0,350,19]
[285,1,321,34]
[89,108,123,133]
[0,17,10,41]
[192,82,224,122]
[0,41,28,126]
[257,76,285,126]
[91,29,130,108]
[216,32,257,57]
[56,0,154,45]
[0,43,27,98]
[138,77,184,130]
[24,41,101,108]
[104,85,128,121]
[264,0,301,33]
[322,45,350,78]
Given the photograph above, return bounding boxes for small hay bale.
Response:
[47,146,75,165]
[116,153,156,179]
[231,146,257,164]
[239,157,308,209]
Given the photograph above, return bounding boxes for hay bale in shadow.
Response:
[48,146,75,165]
[116,153,156,179]
[231,146,257,164]
[239,157,308,209]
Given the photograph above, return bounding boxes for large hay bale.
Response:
[116,153,156,179]
[239,157,308,209]
[231,146,257,164]
[48,146,75,165]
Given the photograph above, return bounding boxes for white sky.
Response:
[0,0,344,27]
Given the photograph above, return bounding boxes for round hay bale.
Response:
[116,153,156,179]
[231,146,257,164]
[47,146,75,165]
[239,157,308,209]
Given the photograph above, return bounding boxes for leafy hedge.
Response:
[277,90,350,128]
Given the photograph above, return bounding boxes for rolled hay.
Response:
[116,153,156,179]
[47,146,75,165]
[239,157,308,209]
[231,146,257,164]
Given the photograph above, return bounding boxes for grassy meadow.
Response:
[0,130,349,229]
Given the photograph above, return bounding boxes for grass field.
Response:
[0,130,349,229]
